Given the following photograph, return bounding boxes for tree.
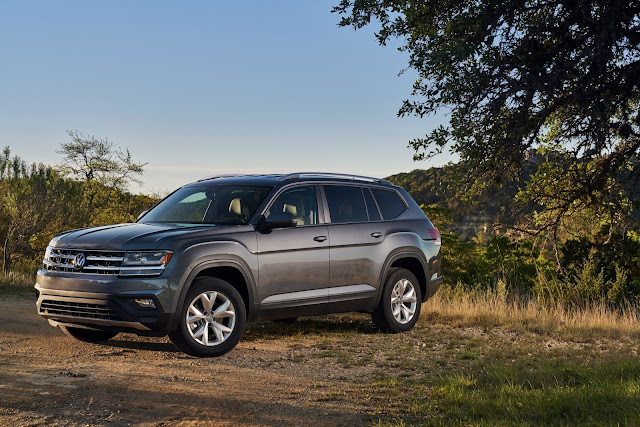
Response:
[333,0,640,233]
[57,130,146,190]
[0,148,75,274]
[0,145,158,275]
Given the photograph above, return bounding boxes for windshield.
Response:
[141,185,273,225]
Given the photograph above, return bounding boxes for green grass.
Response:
[351,358,640,426]
[336,290,640,426]
[431,359,640,425]
[460,350,478,360]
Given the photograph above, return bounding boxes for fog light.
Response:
[133,298,156,308]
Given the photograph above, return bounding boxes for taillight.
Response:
[427,228,441,246]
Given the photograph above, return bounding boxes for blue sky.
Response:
[0,1,451,193]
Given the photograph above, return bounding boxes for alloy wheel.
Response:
[390,279,417,324]
[186,291,236,346]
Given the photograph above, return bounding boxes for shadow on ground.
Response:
[245,314,380,340]
[103,339,179,353]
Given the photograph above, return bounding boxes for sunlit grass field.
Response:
[395,289,640,425]
[3,275,639,425]
[426,284,640,341]
[249,286,640,425]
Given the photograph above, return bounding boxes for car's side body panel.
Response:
[325,221,393,312]
[255,224,330,318]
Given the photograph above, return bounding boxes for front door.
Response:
[256,185,330,317]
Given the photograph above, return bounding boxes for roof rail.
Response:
[197,174,250,182]
[277,172,392,185]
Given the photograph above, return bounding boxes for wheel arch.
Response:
[377,249,429,307]
[170,258,257,330]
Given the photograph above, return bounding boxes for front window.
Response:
[267,185,319,226]
[141,185,272,225]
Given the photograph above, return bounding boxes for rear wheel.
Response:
[169,277,246,357]
[372,268,422,333]
[60,326,118,343]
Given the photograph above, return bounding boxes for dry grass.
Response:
[422,286,640,341]
[2,280,639,425]
[353,288,640,425]
[0,271,34,294]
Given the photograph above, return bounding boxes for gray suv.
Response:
[36,173,442,357]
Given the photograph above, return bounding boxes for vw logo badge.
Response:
[72,253,86,270]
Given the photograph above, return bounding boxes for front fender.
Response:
[168,239,259,329]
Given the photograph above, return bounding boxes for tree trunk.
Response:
[2,237,9,275]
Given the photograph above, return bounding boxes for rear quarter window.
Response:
[371,189,407,220]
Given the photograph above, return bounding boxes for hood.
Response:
[51,222,237,250]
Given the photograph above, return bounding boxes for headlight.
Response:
[119,251,173,277]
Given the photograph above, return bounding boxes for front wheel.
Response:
[372,268,422,333]
[60,326,118,343]
[169,277,246,357]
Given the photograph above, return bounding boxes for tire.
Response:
[169,277,246,357]
[61,326,118,343]
[372,268,423,333]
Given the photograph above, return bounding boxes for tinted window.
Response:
[324,185,368,224]
[363,188,381,221]
[371,189,407,220]
[267,186,318,226]
[142,185,272,225]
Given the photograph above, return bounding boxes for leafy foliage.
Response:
[334,0,640,232]
[0,146,156,275]
[421,200,639,308]
[388,165,538,228]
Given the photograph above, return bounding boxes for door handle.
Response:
[313,236,327,242]
[371,232,382,238]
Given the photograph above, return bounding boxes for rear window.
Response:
[371,189,407,220]
[323,185,368,224]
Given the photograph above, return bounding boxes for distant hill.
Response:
[386,163,538,240]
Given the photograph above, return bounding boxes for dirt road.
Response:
[0,293,369,426]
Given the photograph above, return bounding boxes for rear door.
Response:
[322,185,395,311]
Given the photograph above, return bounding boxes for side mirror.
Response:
[137,210,148,221]
[257,212,297,232]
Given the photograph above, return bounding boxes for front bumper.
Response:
[35,269,175,335]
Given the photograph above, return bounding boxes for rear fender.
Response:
[376,248,429,307]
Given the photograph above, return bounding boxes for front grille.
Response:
[40,299,119,320]
[44,248,125,275]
